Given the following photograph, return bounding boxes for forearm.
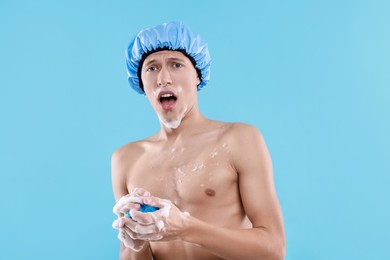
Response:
[119,243,152,260]
[182,217,285,260]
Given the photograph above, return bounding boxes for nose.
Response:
[157,66,172,87]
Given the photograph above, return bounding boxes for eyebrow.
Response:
[143,57,187,67]
[167,57,186,62]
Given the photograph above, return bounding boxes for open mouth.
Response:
[158,91,177,110]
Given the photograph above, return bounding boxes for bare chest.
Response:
[127,142,237,212]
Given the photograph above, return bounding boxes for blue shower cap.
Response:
[126,21,211,95]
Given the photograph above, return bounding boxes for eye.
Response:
[146,65,158,72]
[172,63,183,69]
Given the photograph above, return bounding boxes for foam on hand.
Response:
[118,229,146,252]
[156,220,165,231]
[157,199,172,218]
[113,194,143,215]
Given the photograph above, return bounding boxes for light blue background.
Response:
[1,0,389,259]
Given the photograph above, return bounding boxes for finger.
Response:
[119,203,141,216]
[130,230,163,241]
[119,229,147,252]
[123,238,136,250]
[114,217,136,229]
[123,225,141,240]
[129,209,156,225]
[122,219,158,239]
[113,194,131,214]
[131,240,147,252]
[112,218,121,229]
[134,224,158,235]
[121,217,146,235]
[123,217,158,235]
[122,225,134,238]
[124,225,162,241]
[113,195,143,215]
[118,230,137,250]
[118,228,128,241]
[118,228,134,246]
[132,215,164,236]
[120,216,137,227]
[142,197,172,218]
[114,195,143,214]
[129,210,165,232]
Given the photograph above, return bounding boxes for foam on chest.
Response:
[129,143,235,207]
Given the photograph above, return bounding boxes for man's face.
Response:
[141,50,201,129]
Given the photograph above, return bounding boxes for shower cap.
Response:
[126,21,211,95]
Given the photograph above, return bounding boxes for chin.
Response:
[158,116,182,129]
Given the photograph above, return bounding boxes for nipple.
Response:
[205,188,216,197]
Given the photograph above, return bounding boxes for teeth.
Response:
[161,94,173,98]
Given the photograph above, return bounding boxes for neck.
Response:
[158,111,208,141]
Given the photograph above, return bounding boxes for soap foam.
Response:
[157,104,188,129]
[118,231,133,247]
[191,163,205,172]
[118,229,145,252]
[222,143,230,153]
[135,224,155,235]
[210,148,218,158]
[156,220,165,231]
[158,199,172,217]
[158,115,182,129]
[113,195,143,215]
[112,218,120,229]
[181,211,190,218]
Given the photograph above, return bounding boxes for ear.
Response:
[196,76,201,86]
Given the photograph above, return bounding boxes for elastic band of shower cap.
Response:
[125,21,211,95]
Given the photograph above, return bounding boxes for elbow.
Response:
[269,235,286,260]
[257,232,286,260]
[272,244,286,260]
[260,242,285,260]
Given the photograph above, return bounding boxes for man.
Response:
[112,21,285,260]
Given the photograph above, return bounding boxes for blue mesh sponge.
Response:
[125,21,211,95]
[125,204,159,218]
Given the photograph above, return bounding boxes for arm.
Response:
[124,124,285,259]
[111,148,154,260]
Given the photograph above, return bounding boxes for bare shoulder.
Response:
[111,138,153,201]
[220,122,264,144]
[204,121,266,151]
[228,122,261,133]
[220,122,270,172]
[112,132,161,162]
[112,141,143,167]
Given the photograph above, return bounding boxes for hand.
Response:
[112,188,152,251]
[113,187,151,216]
[112,218,147,252]
[121,196,191,242]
